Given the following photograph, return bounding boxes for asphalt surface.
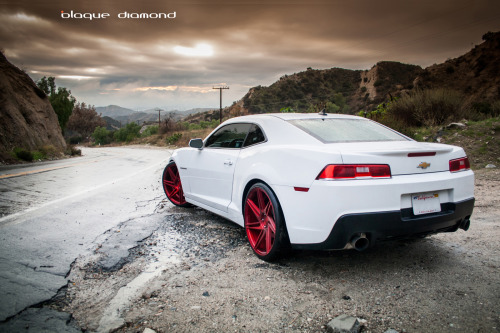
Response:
[0,146,171,329]
[0,147,498,333]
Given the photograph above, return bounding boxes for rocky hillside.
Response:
[414,31,500,102]
[0,53,66,154]
[241,67,361,113]
[220,31,499,118]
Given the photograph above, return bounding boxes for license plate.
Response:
[412,192,441,215]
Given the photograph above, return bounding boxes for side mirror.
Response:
[189,138,204,149]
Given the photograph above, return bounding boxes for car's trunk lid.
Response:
[331,141,460,176]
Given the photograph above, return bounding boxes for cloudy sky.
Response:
[1,0,499,111]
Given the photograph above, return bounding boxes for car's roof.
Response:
[227,113,363,122]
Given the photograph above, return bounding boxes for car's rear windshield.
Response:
[288,118,409,143]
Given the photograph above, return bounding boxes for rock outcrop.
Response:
[0,52,66,153]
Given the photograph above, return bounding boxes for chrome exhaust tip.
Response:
[350,233,370,251]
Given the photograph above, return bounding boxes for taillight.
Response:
[317,164,391,180]
[449,157,470,172]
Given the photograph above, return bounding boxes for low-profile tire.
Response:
[244,183,289,261]
[162,161,190,207]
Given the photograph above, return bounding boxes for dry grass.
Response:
[135,128,214,148]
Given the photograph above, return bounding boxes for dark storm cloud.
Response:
[1,0,499,109]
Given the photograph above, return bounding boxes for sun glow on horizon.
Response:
[174,43,214,57]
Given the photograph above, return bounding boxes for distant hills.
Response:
[205,31,500,121]
[96,105,213,126]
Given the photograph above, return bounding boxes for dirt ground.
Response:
[55,169,499,333]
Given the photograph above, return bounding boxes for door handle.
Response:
[224,160,233,166]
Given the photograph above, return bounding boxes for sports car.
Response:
[162,113,474,261]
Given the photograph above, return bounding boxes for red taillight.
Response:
[317,164,391,180]
[449,157,470,172]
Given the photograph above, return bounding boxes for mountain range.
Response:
[96,105,212,125]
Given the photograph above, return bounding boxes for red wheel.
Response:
[244,183,289,261]
[162,162,189,207]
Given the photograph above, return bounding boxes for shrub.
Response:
[65,145,81,156]
[280,107,295,113]
[141,125,159,137]
[32,151,45,160]
[166,133,182,145]
[66,102,106,139]
[386,89,467,127]
[472,102,493,116]
[92,126,111,145]
[491,100,500,117]
[39,145,58,158]
[114,122,141,142]
[69,136,82,145]
[14,148,33,162]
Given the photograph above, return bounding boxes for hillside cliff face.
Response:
[0,53,66,153]
[225,31,499,117]
[414,31,500,101]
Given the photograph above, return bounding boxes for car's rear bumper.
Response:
[291,197,474,250]
[274,169,474,245]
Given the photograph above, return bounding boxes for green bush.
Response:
[14,148,33,162]
[92,126,111,145]
[114,123,141,142]
[141,125,159,137]
[32,151,45,160]
[166,133,182,145]
[179,120,219,131]
[280,107,295,113]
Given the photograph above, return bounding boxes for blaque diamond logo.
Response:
[60,10,176,20]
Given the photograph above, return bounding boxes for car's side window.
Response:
[243,124,266,147]
[205,123,251,148]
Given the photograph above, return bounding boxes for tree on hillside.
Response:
[66,102,106,139]
[36,76,76,131]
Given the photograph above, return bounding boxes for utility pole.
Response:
[213,86,229,124]
[155,108,164,128]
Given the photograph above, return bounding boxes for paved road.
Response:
[0,146,171,323]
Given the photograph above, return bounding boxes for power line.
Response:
[155,108,165,128]
[213,86,229,123]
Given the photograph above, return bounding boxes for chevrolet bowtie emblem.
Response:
[417,162,431,169]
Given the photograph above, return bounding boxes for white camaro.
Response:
[162,113,475,261]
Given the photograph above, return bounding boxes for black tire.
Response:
[243,182,290,261]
